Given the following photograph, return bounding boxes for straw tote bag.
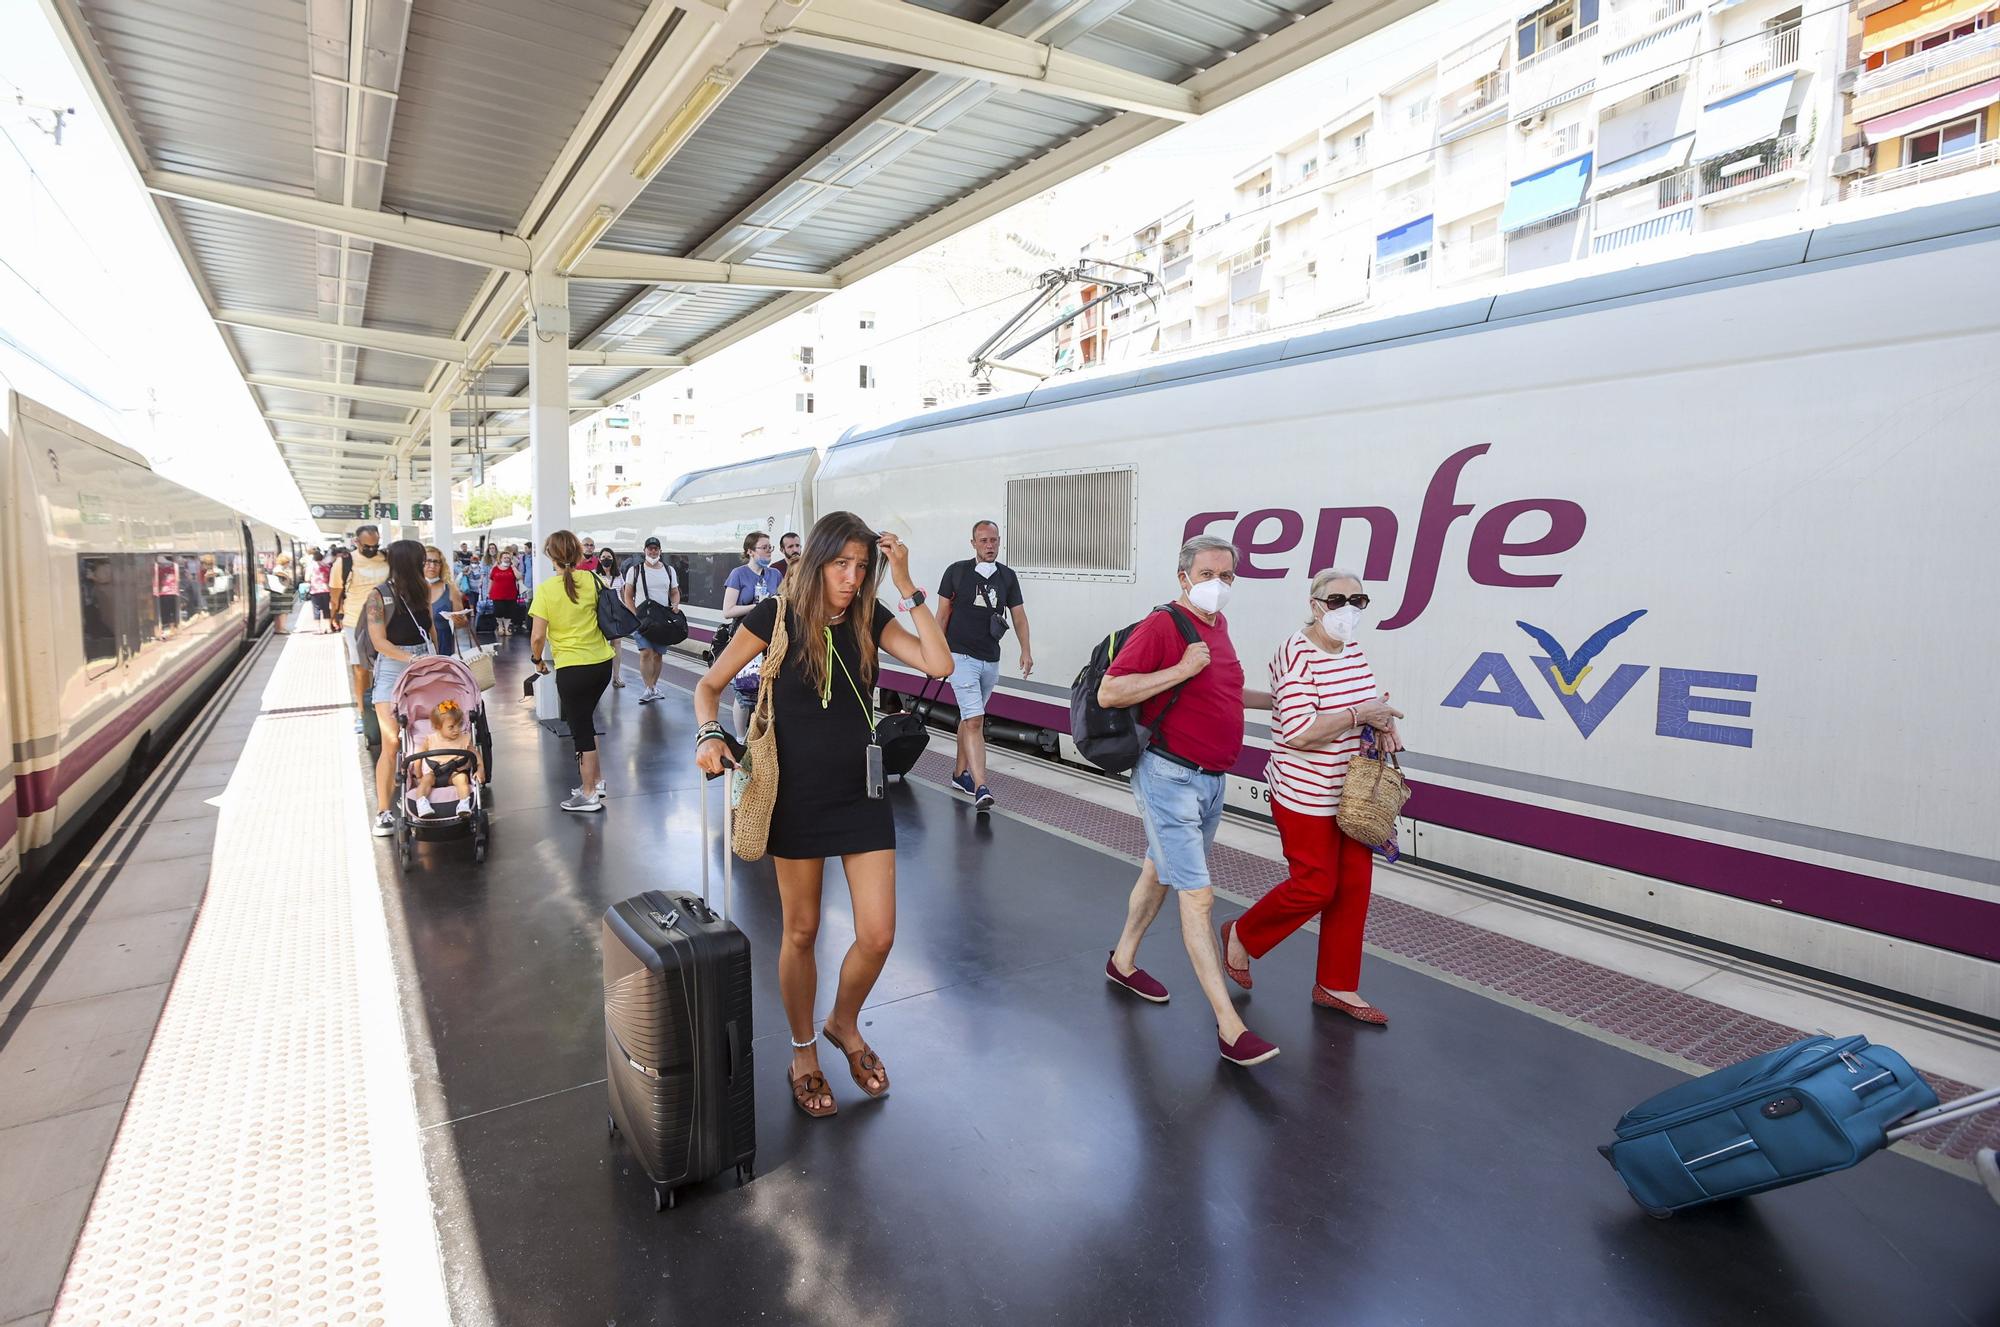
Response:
[1335,727,1410,849]
[731,596,788,861]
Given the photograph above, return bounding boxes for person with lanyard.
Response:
[622,537,681,704]
[529,530,617,814]
[720,532,782,624]
[364,539,440,836]
[594,547,628,690]
[933,519,1033,813]
[331,524,392,736]
[693,513,952,1120]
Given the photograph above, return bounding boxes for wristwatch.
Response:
[898,589,927,613]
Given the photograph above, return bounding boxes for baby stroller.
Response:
[390,655,494,867]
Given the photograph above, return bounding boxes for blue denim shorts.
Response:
[948,653,1000,718]
[1130,749,1226,892]
[371,645,432,703]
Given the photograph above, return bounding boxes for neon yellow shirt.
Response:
[528,571,614,669]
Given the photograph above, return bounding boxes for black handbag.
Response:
[595,575,640,641]
[876,676,940,779]
[632,565,688,647]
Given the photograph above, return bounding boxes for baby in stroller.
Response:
[391,655,493,865]
[413,700,482,816]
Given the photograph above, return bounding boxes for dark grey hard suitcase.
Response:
[601,768,755,1210]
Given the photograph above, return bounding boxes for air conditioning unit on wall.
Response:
[1832,148,1870,176]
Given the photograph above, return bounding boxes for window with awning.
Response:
[1693,75,1795,160]
[1499,154,1594,232]
[1376,215,1435,263]
[1591,135,1695,195]
[1862,76,2000,142]
[1863,0,1991,55]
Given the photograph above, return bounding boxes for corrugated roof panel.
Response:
[1075,0,1311,82]
[602,45,911,256]
[225,326,343,382]
[362,246,489,339]
[80,0,316,190]
[383,0,650,232]
[568,367,655,401]
[352,350,439,392]
[168,201,320,316]
[616,287,777,354]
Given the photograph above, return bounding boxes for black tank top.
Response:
[375,585,433,648]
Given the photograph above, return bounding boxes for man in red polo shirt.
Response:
[1098,535,1279,1067]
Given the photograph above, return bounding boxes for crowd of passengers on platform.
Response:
[301,500,1407,1114]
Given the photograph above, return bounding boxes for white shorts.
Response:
[343,624,369,668]
[949,654,1000,719]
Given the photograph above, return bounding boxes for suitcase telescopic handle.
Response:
[1886,1084,2000,1142]
[699,731,745,918]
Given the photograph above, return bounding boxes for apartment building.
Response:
[575,400,647,509]
[1835,0,2000,199]
[1076,0,1924,365]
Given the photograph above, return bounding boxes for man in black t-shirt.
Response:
[933,519,1032,813]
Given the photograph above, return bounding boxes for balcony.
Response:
[1610,0,1690,42]
[1591,205,1694,254]
[1851,28,2000,121]
[1698,133,1804,200]
[1439,74,1509,133]
[1848,137,2000,196]
[1708,25,1802,99]
[1518,22,1601,72]
[1437,236,1504,282]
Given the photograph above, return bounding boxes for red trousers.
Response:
[1236,800,1375,991]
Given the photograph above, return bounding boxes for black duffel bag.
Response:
[631,565,688,647]
[876,676,943,780]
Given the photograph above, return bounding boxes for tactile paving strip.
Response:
[51,634,449,1326]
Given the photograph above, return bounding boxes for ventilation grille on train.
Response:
[1004,468,1134,574]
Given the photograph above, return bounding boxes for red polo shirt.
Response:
[1106,607,1246,773]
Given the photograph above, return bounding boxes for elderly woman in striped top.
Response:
[1221,568,1405,1024]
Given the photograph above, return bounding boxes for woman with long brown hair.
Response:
[529,530,616,814]
[365,538,439,836]
[694,512,951,1119]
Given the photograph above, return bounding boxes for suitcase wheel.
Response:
[736,1161,753,1186]
[606,1113,617,1139]
[654,1184,675,1212]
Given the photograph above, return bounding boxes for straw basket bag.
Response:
[1335,727,1409,849]
[731,596,787,861]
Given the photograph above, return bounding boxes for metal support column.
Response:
[430,403,453,560]
[526,272,570,725]
[396,452,415,541]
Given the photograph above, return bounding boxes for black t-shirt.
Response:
[936,559,1023,662]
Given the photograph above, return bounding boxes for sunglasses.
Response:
[1314,593,1371,611]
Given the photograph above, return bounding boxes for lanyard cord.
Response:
[822,627,877,734]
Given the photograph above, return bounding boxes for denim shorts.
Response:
[1130,749,1226,892]
[948,653,1000,718]
[370,645,432,703]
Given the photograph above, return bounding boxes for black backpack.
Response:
[1068,605,1201,773]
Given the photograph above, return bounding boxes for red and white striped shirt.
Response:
[1265,630,1380,817]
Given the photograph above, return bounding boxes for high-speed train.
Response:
[0,386,303,913]
[475,192,2000,1019]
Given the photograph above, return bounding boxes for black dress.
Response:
[741,596,897,859]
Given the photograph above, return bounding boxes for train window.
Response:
[78,556,119,675]
[1004,468,1136,576]
[177,555,206,622]
[202,551,237,614]
[669,553,739,611]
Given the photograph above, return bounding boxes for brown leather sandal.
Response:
[822,1026,890,1098]
[788,1065,837,1118]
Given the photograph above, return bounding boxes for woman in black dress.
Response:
[694,512,951,1119]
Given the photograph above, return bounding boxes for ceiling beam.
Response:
[778,0,1200,122]
[564,251,839,289]
[267,411,412,437]
[454,395,605,411]
[247,374,434,409]
[486,348,686,367]
[216,308,466,362]
[145,169,531,271]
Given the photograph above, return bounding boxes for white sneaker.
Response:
[416,796,433,816]
[560,791,603,814]
[596,779,607,797]
[372,810,395,837]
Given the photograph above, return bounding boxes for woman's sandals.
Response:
[822,1026,890,1098]
[788,1036,836,1118]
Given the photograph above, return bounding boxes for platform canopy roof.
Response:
[44,0,1427,505]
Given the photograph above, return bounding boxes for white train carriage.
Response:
[621,193,2000,1018]
[0,389,297,908]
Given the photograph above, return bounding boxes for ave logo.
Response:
[1442,611,1758,748]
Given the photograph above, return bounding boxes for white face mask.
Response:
[1321,604,1362,641]
[974,561,997,579]
[425,575,441,585]
[646,552,661,564]
[1187,578,1232,616]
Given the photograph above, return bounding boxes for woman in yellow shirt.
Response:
[529,530,616,813]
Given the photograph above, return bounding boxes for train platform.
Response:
[4,627,1999,1327]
